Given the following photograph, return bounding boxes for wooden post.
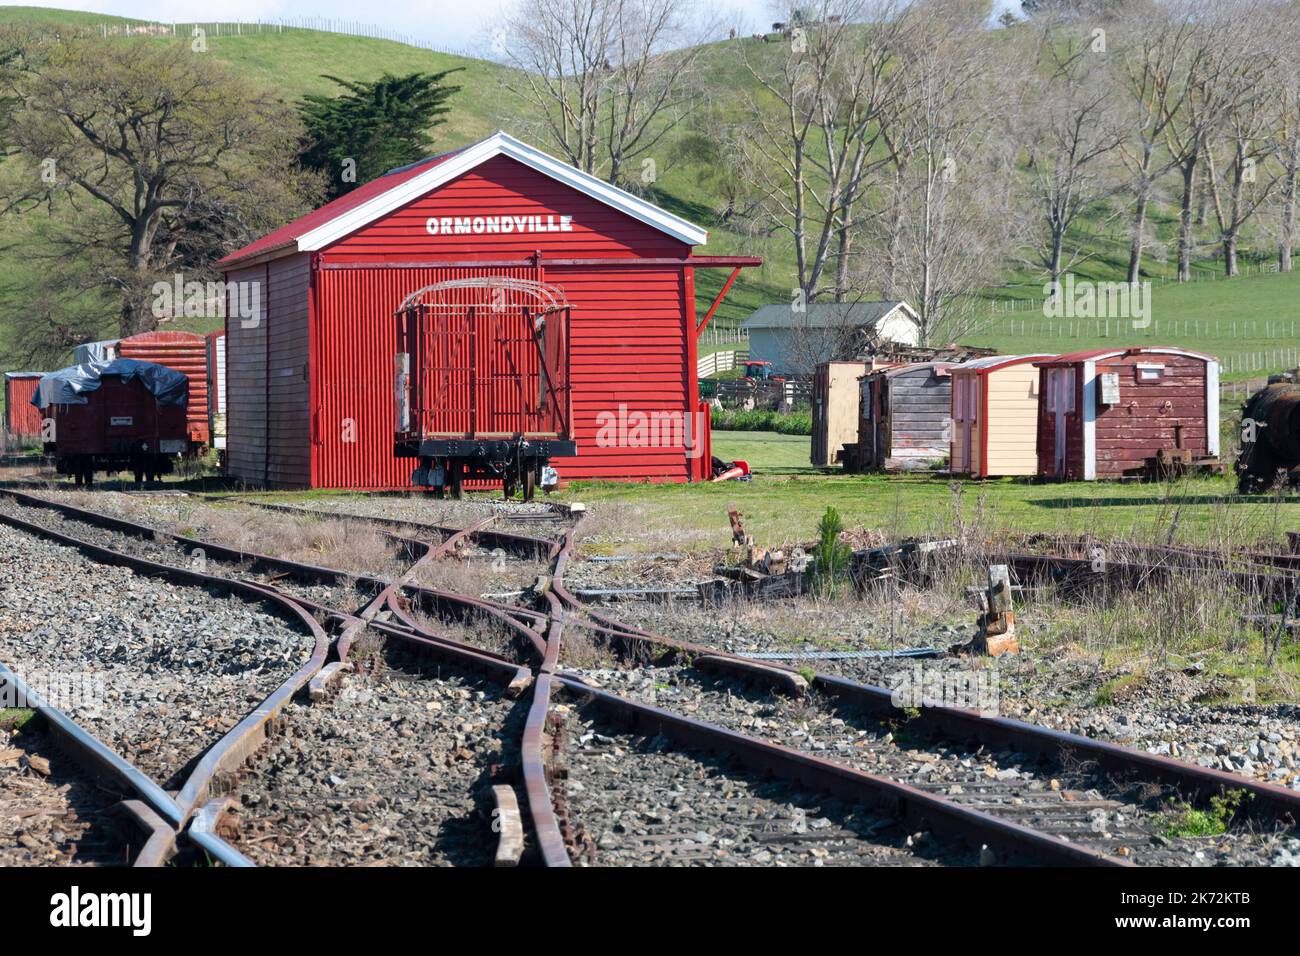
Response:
[970,564,1018,657]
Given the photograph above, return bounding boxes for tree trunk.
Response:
[1177,156,1197,282]
[1281,154,1297,273]
[834,203,854,302]
[1127,188,1148,285]
[1223,235,1237,277]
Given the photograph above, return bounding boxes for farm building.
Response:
[950,354,1054,478]
[1034,348,1220,480]
[216,131,756,489]
[4,372,44,439]
[741,301,920,377]
[811,361,866,467]
[844,361,955,472]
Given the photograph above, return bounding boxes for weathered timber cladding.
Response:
[1035,348,1218,480]
[224,263,268,485]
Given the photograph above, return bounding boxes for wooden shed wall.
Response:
[812,362,866,467]
[225,263,268,485]
[1093,354,1209,476]
[888,368,951,463]
[985,365,1041,476]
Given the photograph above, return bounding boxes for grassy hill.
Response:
[1,6,1296,386]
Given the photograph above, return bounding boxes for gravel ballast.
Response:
[228,654,525,866]
[0,522,315,789]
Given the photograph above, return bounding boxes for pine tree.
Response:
[299,71,462,200]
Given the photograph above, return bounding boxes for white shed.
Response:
[740,301,920,376]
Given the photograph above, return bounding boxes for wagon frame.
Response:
[394,276,577,499]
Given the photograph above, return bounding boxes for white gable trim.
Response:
[295,131,708,251]
[1206,360,1220,457]
[1082,360,1097,480]
[885,301,920,325]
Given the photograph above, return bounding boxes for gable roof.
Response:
[1036,347,1217,366]
[741,301,918,331]
[955,354,1055,375]
[218,131,708,269]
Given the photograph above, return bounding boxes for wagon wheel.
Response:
[522,466,536,502]
[503,475,516,500]
[448,460,464,500]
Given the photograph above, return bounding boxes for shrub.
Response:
[710,407,812,435]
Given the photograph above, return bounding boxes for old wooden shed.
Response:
[950,354,1054,478]
[1034,347,1220,480]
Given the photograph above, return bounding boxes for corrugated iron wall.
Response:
[117,330,210,444]
[4,375,42,437]
[314,262,693,488]
[546,265,691,482]
[314,265,539,488]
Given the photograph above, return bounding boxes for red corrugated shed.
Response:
[1034,347,1220,479]
[4,372,43,438]
[116,331,211,445]
[218,131,757,489]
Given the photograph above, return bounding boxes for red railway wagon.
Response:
[34,359,190,487]
[395,276,574,498]
[1035,347,1220,480]
[117,330,211,446]
[4,372,43,438]
[216,131,757,490]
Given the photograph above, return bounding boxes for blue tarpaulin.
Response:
[32,359,189,409]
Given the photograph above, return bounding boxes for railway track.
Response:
[543,526,1300,866]
[4,487,1295,866]
[221,644,531,866]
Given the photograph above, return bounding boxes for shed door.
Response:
[954,374,975,473]
[1047,368,1076,475]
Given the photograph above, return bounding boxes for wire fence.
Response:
[986,260,1289,315]
[86,17,476,59]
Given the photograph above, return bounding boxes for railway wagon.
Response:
[117,330,211,446]
[950,355,1054,478]
[395,277,575,498]
[844,362,955,472]
[33,359,190,486]
[215,131,756,490]
[1034,347,1220,480]
[4,372,44,440]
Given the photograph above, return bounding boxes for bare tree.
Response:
[736,0,908,301]
[1276,83,1300,272]
[1112,4,1196,282]
[499,0,711,186]
[858,0,1020,345]
[1018,15,1126,290]
[1200,7,1283,275]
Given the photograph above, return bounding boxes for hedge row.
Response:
[710,408,813,435]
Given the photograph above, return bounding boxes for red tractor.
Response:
[743,360,783,382]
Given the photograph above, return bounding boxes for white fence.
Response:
[698,349,748,379]
[88,17,474,58]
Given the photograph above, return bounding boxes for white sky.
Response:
[13,0,1022,55]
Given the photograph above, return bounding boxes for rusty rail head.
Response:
[521,672,571,867]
